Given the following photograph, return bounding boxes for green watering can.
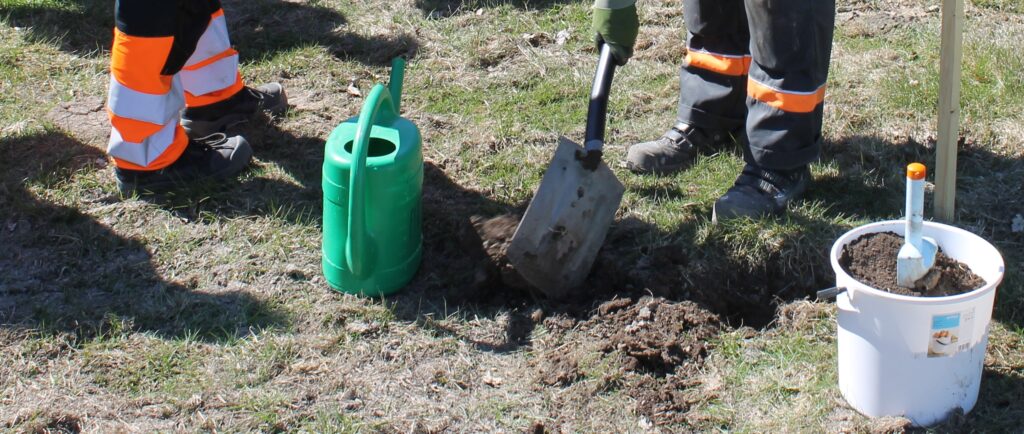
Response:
[322,58,423,296]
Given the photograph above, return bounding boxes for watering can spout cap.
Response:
[907,163,926,180]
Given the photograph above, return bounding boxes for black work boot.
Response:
[625,123,736,174]
[115,133,253,195]
[712,163,811,223]
[181,83,288,137]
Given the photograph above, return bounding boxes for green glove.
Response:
[591,0,639,66]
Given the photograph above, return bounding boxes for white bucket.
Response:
[830,220,1005,427]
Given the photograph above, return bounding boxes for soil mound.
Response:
[590,297,721,374]
[839,232,985,296]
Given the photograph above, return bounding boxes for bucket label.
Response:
[928,309,975,358]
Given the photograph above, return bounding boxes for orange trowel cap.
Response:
[907,163,926,180]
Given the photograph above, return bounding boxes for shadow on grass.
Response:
[1,0,418,65]
[135,117,327,226]
[0,131,289,343]
[954,368,1024,432]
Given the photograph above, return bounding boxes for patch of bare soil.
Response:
[45,97,109,146]
[631,374,707,426]
[464,211,801,328]
[573,297,721,424]
[840,232,986,296]
[535,350,581,387]
[590,297,720,374]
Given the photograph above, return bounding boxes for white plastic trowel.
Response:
[896,163,938,287]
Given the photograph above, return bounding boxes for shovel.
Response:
[507,44,626,298]
[896,163,938,287]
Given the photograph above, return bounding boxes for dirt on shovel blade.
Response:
[469,214,533,291]
[839,232,986,297]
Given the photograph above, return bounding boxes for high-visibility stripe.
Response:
[110,28,175,95]
[108,119,188,170]
[685,50,751,77]
[181,52,240,97]
[185,11,232,68]
[186,73,244,107]
[184,48,238,72]
[109,113,162,144]
[107,75,185,127]
[747,78,826,113]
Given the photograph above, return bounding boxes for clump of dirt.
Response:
[469,214,532,290]
[591,297,721,374]
[536,351,581,387]
[840,232,986,296]
[632,374,706,425]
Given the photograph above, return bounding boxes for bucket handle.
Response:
[346,58,405,277]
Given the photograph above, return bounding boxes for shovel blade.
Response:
[508,137,625,298]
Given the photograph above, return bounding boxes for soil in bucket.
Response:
[839,232,985,297]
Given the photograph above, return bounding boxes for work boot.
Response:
[115,133,253,195]
[712,163,811,223]
[625,122,735,174]
[181,83,288,137]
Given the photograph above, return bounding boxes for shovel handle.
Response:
[584,44,617,152]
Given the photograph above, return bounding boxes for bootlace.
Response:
[185,133,233,157]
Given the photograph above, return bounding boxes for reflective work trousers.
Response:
[107,0,244,170]
[677,0,835,170]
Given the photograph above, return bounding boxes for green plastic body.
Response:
[322,58,423,296]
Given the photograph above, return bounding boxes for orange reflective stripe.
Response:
[211,8,225,20]
[185,72,244,107]
[747,79,826,113]
[111,126,189,171]
[109,110,164,143]
[183,48,237,72]
[110,28,174,94]
[685,50,751,77]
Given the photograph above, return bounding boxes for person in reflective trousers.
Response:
[592,0,835,221]
[108,0,287,194]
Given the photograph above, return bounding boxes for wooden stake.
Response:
[934,0,964,221]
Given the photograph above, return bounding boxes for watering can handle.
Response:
[578,44,617,171]
[346,58,405,277]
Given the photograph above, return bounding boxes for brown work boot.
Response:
[625,123,736,174]
[181,83,288,137]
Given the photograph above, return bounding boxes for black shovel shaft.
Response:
[584,44,617,150]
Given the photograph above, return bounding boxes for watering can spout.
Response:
[345,59,406,277]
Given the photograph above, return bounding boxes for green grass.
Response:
[83,333,206,398]
[973,0,1024,12]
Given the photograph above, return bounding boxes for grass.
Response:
[1,0,1023,431]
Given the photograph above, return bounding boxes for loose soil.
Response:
[469,214,532,291]
[589,297,720,374]
[839,232,986,296]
